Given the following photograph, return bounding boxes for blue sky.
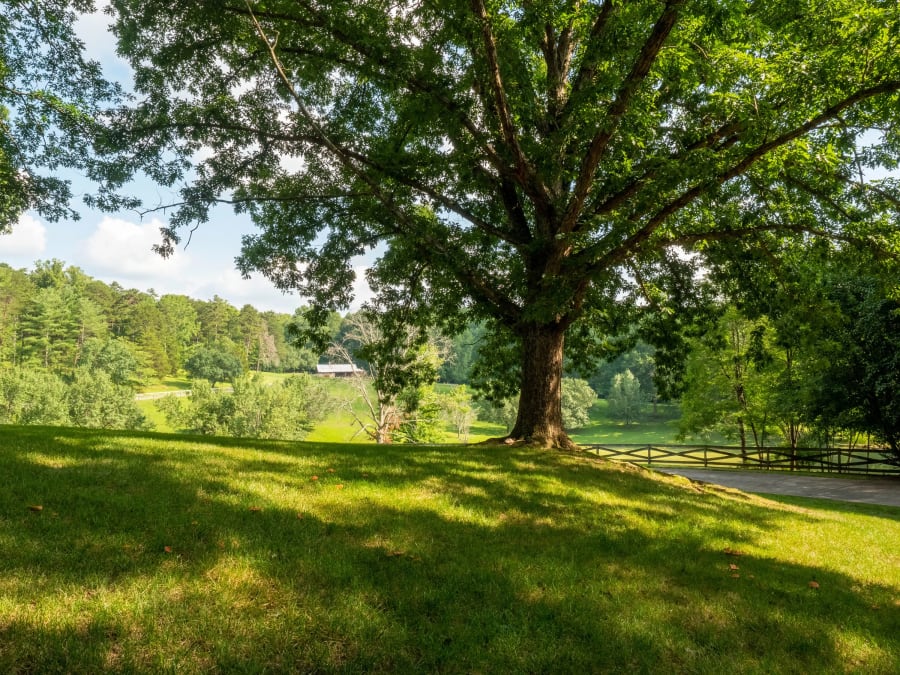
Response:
[0,4,372,314]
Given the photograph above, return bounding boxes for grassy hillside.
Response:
[1,425,897,672]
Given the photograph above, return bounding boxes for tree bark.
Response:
[508,322,576,449]
[737,415,747,462]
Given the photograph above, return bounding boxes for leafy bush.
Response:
[184,347,243,388]
[157,375,332,440]
[80,338,140,385]
[608,370,642,425]
[441,385,476,441]
[0,366,145,430]
[0,367,68,425]
[67,369,147,430]
[476,397,518,432]
[560,378,597,429]
[393,386,444,444]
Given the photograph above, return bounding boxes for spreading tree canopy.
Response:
[0,1,124,229]
[107,0,900,447]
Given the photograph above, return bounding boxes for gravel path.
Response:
[655,468,900,508]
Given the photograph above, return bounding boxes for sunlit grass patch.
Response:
[1,425,897,672]
[570,399,693,444]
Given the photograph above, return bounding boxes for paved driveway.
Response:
[655,468,900,508]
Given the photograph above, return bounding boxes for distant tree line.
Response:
[0,259,345,434]
[0,259,343,381]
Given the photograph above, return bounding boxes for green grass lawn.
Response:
[135,399,174,433]
[139,376,193,393]
[1,425,898,672]
[571,399,694,445]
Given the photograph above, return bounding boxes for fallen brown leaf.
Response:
[164,546,172,554]
[729,563,739,571]
[28,505,43,512]
[249,506,262,512]
[808,581,820,589]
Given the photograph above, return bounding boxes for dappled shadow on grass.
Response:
[757,491,900,521]
[0,425,898,672]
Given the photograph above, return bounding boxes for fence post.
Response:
[647,445,652,466]
[703,446,708,468]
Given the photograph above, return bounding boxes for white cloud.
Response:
[82,216,190,279]
[188,264,375,314]
[0,214,47,256]
[68,215,376,316]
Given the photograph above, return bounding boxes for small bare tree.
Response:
[441,385,476,442]
[327,312,445,444]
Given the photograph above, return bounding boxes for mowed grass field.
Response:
[1,425,898,673]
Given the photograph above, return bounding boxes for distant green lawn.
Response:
[570,399,687,445]
[140,376,710,446]
[1,425,897,672]
[135,399,174,433]
[139,376,193,393]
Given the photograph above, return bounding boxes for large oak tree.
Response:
[107,0,900,447]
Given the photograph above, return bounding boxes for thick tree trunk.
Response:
[508,322,576,449]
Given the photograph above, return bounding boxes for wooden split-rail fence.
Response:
[584,444,900,476]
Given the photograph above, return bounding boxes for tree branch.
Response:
[779,173,858,222]
[564,0,617,109]
[244,3,521,322]
[585,118,744,223]
[226,2,509,177]
[469,0,529,181]
[540,17,575,120]
[134,192,377,217]
[337,146,529,247]
[560,0,685,234]
[579,79,900,275]
[469,0,554,225]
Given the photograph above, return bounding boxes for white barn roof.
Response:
[316,363,362,374]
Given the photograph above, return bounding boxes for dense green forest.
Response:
[0,260,327,379]
[0,259,345,434]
